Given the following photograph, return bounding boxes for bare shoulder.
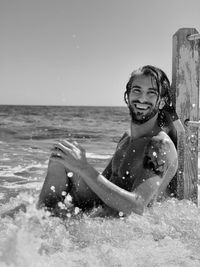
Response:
[144,131,178,176]
[149,130,177,156]
[152,130,175,144]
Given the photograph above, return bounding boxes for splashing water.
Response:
[1,192,200,267]
[1,105,200,266]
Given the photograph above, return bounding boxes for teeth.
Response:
[135,104,149,110]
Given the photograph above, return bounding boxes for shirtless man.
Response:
[38,65,178,216]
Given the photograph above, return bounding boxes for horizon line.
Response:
[0,103,127,108]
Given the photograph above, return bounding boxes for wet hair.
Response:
[124,65,172,106]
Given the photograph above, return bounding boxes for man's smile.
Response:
[133,103,151,111]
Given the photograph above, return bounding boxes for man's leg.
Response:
[38,159,69,209]
[38,159,102,212]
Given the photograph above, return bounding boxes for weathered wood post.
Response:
[171,28,200,203]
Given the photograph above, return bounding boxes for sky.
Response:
[1,0,200,106]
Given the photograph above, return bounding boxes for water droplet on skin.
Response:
[66,194,72,202]
[122,176,125,180]
[50,186,55,192]
[153,151,157,157]
[156,181,160,186]
[119,211,124,217]
[67,172,73,178]
[126,171,129,175]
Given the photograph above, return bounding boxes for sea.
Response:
[0,105,200,267]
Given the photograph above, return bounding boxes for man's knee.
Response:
[47,159,67,176]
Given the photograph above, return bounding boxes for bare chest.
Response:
[110,137,149,191]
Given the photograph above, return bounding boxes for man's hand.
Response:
[51,140,88,173]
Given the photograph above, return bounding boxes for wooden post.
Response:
[171,28,200,203]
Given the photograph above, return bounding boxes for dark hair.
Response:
[124,65,172,106]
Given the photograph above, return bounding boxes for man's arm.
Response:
[134,133,178,207]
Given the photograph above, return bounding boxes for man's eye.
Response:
[148,91,158,96]
[131,89,140,94]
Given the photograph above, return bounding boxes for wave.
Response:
[0,195,200,267]
[0,162,48,182]
[1,181,42,190]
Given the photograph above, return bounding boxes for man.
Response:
[38,65,178,217]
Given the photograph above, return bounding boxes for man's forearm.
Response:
[78,164,145,215]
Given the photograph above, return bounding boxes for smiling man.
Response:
[38,65,178,217]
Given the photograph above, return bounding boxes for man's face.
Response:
[128,74,162,124]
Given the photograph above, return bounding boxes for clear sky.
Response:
[1,0,200,106]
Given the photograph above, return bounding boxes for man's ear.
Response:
[159,98,165,109]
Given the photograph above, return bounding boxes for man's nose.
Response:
[137,92,147,102]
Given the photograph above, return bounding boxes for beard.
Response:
[128,101,160,125]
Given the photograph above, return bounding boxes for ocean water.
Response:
[0,105,200,267]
